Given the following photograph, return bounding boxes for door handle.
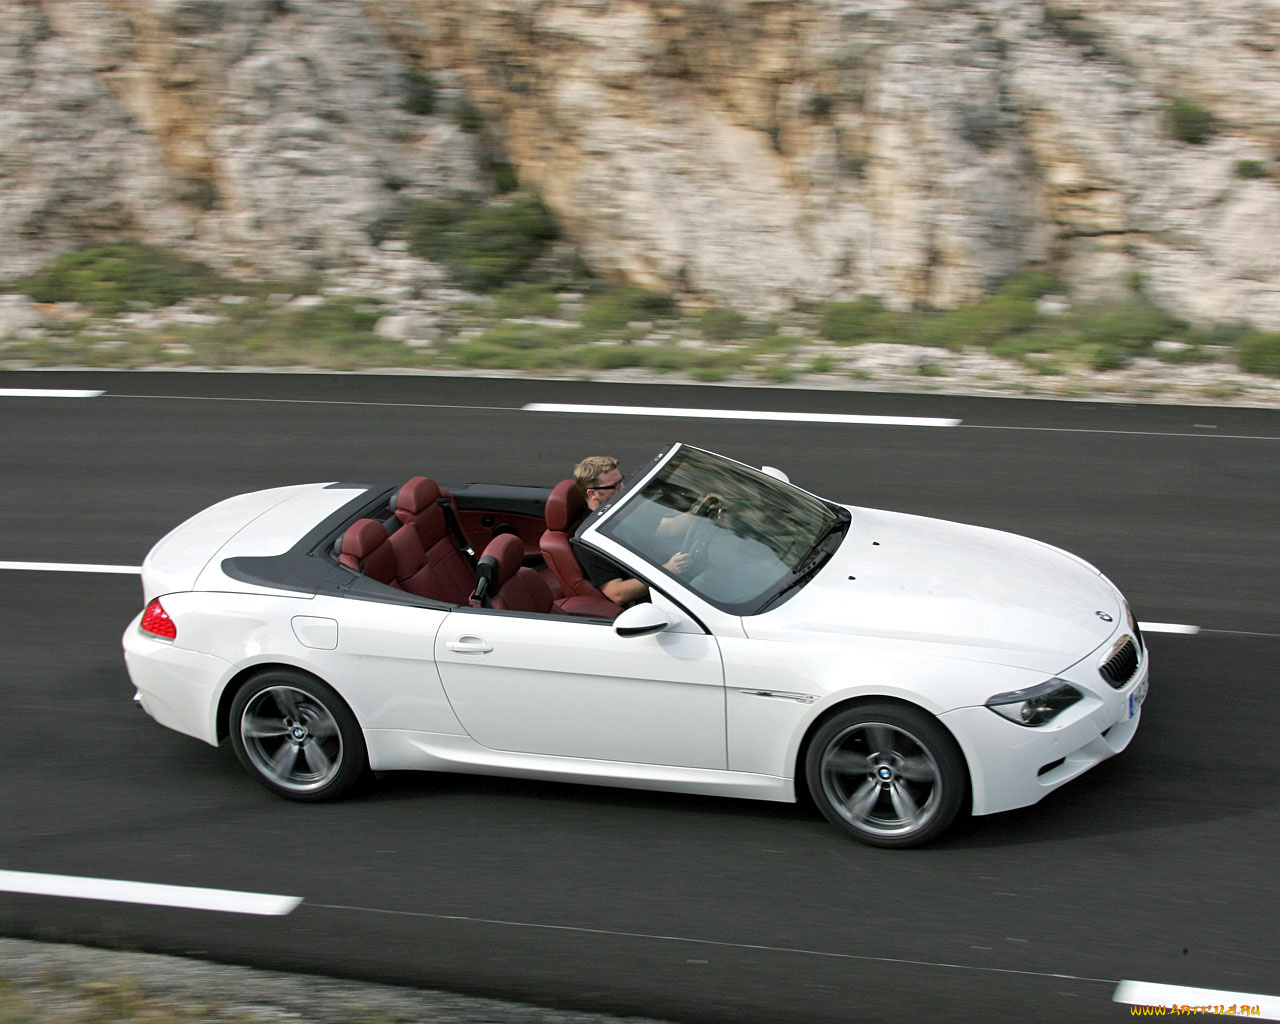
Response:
[445,636,493,654]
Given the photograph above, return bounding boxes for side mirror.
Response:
[760,465,790,483]
[613,603,671,638]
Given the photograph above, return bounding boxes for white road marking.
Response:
[522,402,962,427]
[0,560,140,574]
[1138,622,1201,635]
[0,870,301,917]
[1114,980,1280,1019]
[0,388,104,398]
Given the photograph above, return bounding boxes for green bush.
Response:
[494,283,560,319]
[1165,97,1217,145]
[14,243,235,314]
[817,297,889,344]
[579,287,677,333]
[1234,330,1280,376]
[403,193,559,292]
[401,70,436,116]
[698,308,747,341]
[1234,159,1269,180]
[1076,299,1183,353]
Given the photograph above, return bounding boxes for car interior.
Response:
[334,475,621,619]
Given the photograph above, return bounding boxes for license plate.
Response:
[1128,677,1148,718]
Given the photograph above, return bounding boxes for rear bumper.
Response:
[123,613,229,746]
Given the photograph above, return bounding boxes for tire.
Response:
[805,703,966,848]
[229,669,367,802]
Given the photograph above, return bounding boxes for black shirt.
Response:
[572,518,628,590]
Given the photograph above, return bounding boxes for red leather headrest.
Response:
[482,532,525,585]
[545,479,586,533]
[341,518,388,560]
[396,475,442,519]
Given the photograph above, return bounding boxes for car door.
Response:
[433,600,726,769]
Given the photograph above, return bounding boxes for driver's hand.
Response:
[665,551,692,575]
[692,493,722,516]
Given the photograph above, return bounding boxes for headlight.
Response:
[985,678,1083,727]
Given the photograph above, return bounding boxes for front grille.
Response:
[1100,636,1139,688]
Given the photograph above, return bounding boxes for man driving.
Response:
[571,455,696,607]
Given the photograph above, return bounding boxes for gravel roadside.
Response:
[0,938,672,1024]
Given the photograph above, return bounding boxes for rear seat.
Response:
[387,476,476,605]
[337,519,402,590]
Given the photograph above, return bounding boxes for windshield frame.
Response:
[583,444,847,616]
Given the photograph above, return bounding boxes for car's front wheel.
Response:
[229,670,366,801]
[805,703,965,848]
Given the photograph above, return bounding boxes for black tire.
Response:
[805,703,966,848]
[229,669,367,802]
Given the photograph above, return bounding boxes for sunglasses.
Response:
[590,477,624,493]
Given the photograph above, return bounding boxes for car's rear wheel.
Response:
[805,703,965,848]
[229,670,366,801]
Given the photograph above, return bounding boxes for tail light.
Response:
[140,598,176,640]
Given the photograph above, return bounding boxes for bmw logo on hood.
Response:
[1096,611,1114,622]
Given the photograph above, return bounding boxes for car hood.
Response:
[745,506,1122,671]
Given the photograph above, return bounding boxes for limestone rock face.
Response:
[2,0,1278,326]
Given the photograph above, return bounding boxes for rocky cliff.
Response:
[2,0,1278,326]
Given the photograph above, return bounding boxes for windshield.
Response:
[597,446,847,614]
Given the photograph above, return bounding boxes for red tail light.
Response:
[140,598,177,640]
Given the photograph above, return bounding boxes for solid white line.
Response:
[311,902,1113,984]
[0,388,104,398]
[0,870,301,917]
[1114,980,1280,1018]
[1138,622,1201,635]
[522,402,962,427]
[0,560,141,574]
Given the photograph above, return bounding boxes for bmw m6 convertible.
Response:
[123,442,1148,847]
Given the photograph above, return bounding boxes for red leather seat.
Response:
[478,534,619,619]
[391,476,475,605]
[539,479,611,602]
[338,519,402,589]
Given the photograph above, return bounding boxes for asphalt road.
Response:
[1,371,1277,1024]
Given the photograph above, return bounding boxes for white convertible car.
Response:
[123,443,1148,847]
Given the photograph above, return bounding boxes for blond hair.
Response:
[573,455,619,496]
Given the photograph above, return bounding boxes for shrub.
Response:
[1234,330,1280,376]
[403,193,559,292]
[494,283,560,319]
[817,297,890,344]
[1076,299,1183,353]
[1165,97,1217,145]
[698,308,747,341]
[579,287,677,333]
[1234,159,1269,180]
[401,70,436,116]
[14,243,235,314]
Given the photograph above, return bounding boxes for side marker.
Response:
[1114,980,1280,1020]
[0,870,301,917]
[523,403,961,427]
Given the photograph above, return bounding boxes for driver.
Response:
[571,456,699,607]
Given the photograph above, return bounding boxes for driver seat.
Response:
[539,479,611,602]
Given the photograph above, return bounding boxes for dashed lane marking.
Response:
[0,560,140,574]
[0,870,301,917]
[0,388,104,398]
[521,402,962,427]
[1114,980,1280,1019]
[1138,622,1200,635]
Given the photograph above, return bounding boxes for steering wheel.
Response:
[680,494,723,566]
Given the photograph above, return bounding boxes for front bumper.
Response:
[940,650,1149,817]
